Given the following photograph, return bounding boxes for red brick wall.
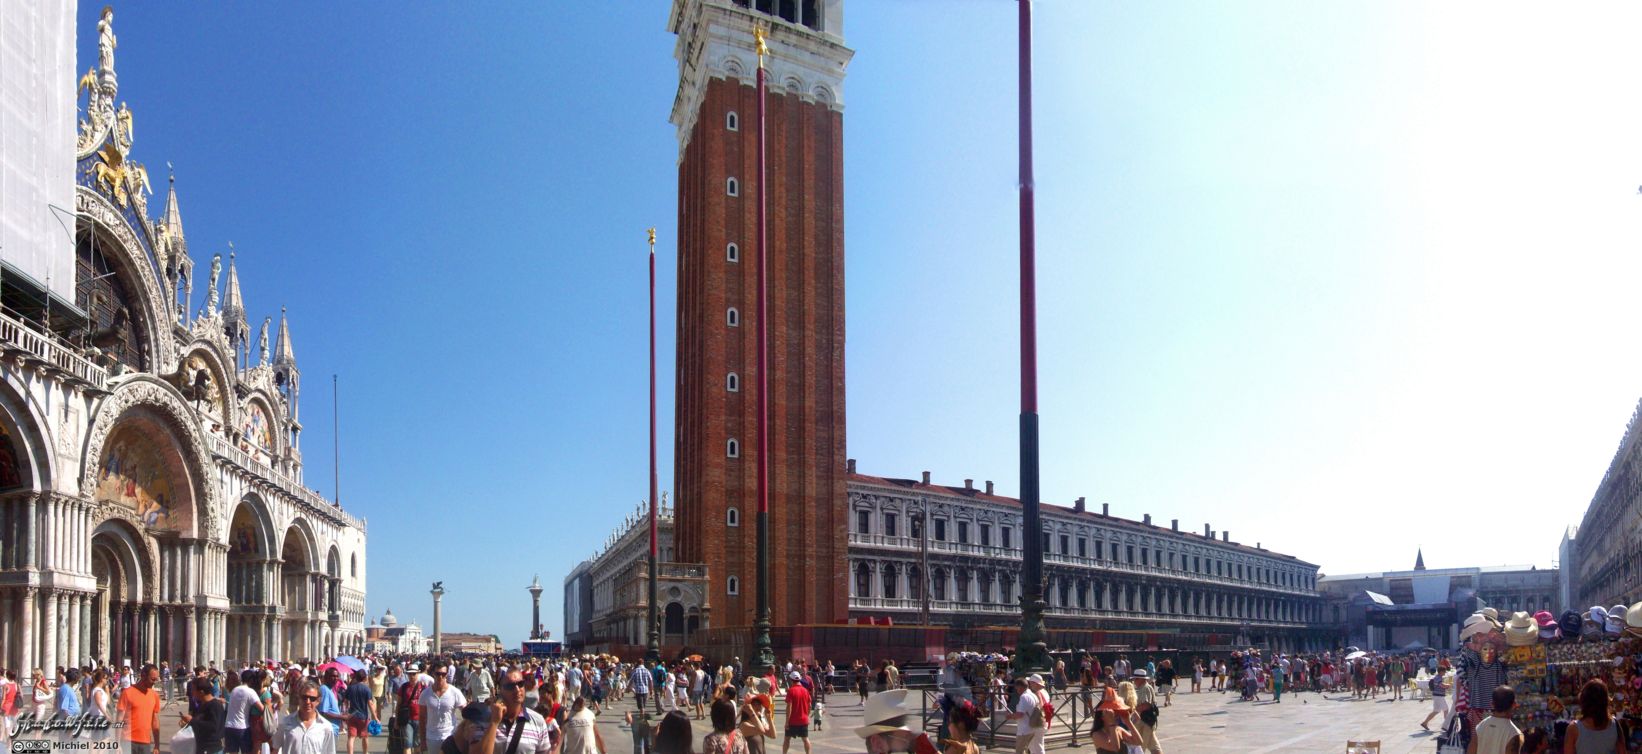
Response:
[674,75,847,631]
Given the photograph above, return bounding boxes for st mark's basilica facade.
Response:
[0,6,366,675]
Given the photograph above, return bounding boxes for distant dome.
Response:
[380,608,397,627]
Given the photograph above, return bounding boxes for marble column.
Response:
[0,591,11,671]
[185,608,197,668]
[67,593,82,666]
[23,495,36,569]
[19,589,35,682]
[41,589,58,672]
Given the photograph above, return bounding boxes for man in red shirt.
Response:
[117,664,162,754]
[782,671,812,754]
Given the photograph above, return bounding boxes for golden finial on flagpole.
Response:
[754,24,769,67]
[647,227,656,253]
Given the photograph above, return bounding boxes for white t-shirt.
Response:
[1014,688,1044,730]
[225,685,261,729]
[418,685,468,743]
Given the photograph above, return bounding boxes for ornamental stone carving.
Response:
[76,187,176,373]
[81,376,220,541]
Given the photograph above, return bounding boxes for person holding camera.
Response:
[1130,671,1161,754]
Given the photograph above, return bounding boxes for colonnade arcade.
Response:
[222,501,351,663]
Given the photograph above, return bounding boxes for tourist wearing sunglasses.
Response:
[274,682,336,754]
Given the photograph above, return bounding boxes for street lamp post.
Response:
[1012,0,1051,676]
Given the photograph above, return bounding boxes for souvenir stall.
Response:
[1442,603,1642,752]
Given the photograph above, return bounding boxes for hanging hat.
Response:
[855,690,915,738]
[1480,607,1500,625]
[1589,605,1609,624]
[1626,602,1642,631]
[1504,612,1539,646]
[1561,610,1584,638]
[1606,606,1627,635]
[1460,615,1495,642]
[1535,611,1561,640]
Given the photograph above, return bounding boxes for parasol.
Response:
[317,661,354,677]
[1344,651,1367,660]
[334,655,367,672]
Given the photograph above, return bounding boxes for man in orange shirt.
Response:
[117,664,162,754]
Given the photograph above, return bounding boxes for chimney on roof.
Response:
[1171,519,1179,532]
[1204,524,1212,537]
[985,481,994,495]
[847,458,856,474]
[921,471,931,484]
[1222,531,1229,542]
[1143,514,1152,526]
[1074,497,1086,513]
[1101,502,1109,517]
[964,479,973,491]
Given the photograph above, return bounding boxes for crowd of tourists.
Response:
[0,645,1496,754]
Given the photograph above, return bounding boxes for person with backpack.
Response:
[398,666,427,754]
[1004,675,1049,754]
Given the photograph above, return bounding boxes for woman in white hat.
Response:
[854,690,936,754]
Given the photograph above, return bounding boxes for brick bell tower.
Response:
[669,0,851,632]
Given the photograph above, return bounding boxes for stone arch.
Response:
[75,186,175,373]
[811,84,835,106]
[83,377,215,539]
[92,516,157,603]
[721,55,746,79]
[230,493,276,559]
[178,342,236,429]
[281,517,320,571]
[0,372,54,491]
[237,390,283,460]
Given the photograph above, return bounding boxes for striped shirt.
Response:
[470,709,555,754]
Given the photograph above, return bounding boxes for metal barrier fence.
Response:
[912,684,1110,749]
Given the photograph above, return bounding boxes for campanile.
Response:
[669,0,851,630]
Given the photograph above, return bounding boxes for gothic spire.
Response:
[1414,548,1426,571]
[274,306,297,369]
[161,169,186,254]
[222,252,248,340]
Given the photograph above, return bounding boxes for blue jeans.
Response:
[224,727,252,754]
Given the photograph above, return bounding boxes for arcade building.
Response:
[0,5,366,675]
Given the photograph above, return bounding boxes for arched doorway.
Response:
[89,521,148,665]
[226,500,271,663]
[664,602,685,643]
[280,525,316,660]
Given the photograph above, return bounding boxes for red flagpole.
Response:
[646,228,661,663]
[753,24,774,675]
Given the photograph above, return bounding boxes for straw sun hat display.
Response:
[1503,612,1539,646]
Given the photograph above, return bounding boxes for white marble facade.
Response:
[0,7,365,679]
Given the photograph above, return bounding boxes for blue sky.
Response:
[84,1,1642,647]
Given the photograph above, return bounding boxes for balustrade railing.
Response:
[0,310,108,389]
[209,434,364,530]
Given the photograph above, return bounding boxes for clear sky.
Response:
[83,1,1642,648]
